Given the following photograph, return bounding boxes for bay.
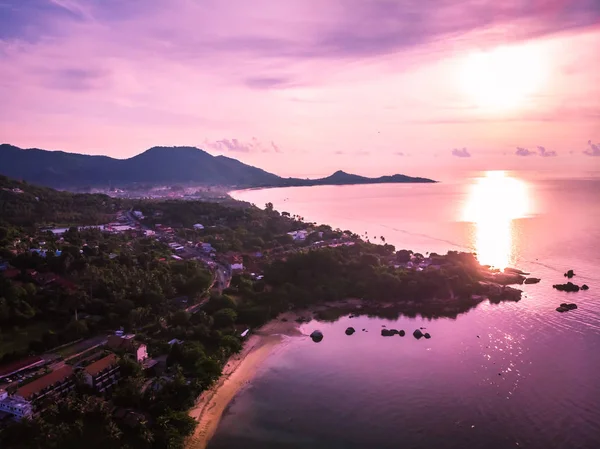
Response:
[211,172,600,449]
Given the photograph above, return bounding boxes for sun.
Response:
[459,44,547,111]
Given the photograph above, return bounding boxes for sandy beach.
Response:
[186,312,305,449]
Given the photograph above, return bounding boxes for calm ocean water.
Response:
[214,173,600,449]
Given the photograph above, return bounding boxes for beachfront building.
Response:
[83,354,121,393]
[14,366,75,412]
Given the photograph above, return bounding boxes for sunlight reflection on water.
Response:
[463,171,530,269]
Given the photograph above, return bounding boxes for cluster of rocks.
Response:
[552,269,591,313]
[556,303,578,313]
[523,277,541,284]
[380,328,406,337]
[412,329,431,339]
[552,282,589,292]
[310,327,432,341]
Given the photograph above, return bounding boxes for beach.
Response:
[186,312,304,449]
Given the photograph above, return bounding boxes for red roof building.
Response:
[15,366,74,404]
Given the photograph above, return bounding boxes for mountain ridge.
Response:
[0,144,436,189]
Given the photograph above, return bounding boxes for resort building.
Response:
[83,354,121,393]
[0,390,32,419]
[14,366,75,411]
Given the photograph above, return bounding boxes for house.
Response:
[0,390,32,419]
[83,354,121,393]
[107,334,148,363]
[144,230,156,237]
[227,254,244,272]
[193,223,204,230]
[132,211,144,219]
[200,242,214,253]
[287,230,309,241]
[15,366,75,409]
[231,262,244,271]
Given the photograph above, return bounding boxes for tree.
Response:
[213,308,237,328]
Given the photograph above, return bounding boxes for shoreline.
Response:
[186,312,304,449]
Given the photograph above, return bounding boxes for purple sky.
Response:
[1,0,599,177]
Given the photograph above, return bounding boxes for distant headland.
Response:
[0,144,436,190]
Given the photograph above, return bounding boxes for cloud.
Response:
[393,151,405,156]
[204,138,282,154]
[583,140,600,156]
[515,147,536,156]
[245,76,293,90]
[537,146,557,157]
[45,67,108,91]
[334,150,369,156]
[451,147,471,158]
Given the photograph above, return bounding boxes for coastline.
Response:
[186,312,304,449]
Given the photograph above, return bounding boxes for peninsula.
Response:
[0,144,435,190]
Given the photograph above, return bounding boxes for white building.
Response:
[231,262,244,271]
[132,211,144,219]
[287,230,309,241]
[0,390,32,419]
[193,224,204,230]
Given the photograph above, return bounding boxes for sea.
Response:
[210,172,600,449]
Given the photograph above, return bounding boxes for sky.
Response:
[1,0,599,178]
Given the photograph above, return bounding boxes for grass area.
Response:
[0,322,53,357]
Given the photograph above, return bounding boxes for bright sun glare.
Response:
[460,44,547,111]
[464,171,530,269]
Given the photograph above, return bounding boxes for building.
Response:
[287,230,309,241]
[0,356,45,380]
[107,334,148,363]
[0,390,32,419]
[193,223,204,230]
[199,242,214,253]
[15,366,75,410]
[83,354,121,393]
[231,262,244,271]
[227,254,244,272]
[132,211,144,219]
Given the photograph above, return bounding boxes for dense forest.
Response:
[0,175,126,227]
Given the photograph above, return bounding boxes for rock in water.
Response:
[381,329,393,336]
[399,330,406,337]
[524,277,541,284]
[424,333,431,339]
[581,284,589,291]
[564,270,575,278]
[565,303,578,310]
[413,329,424,339]
[310,330,323,342]
[345,327,355,335]
[556,306,569,313]
[553,282,580,292]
